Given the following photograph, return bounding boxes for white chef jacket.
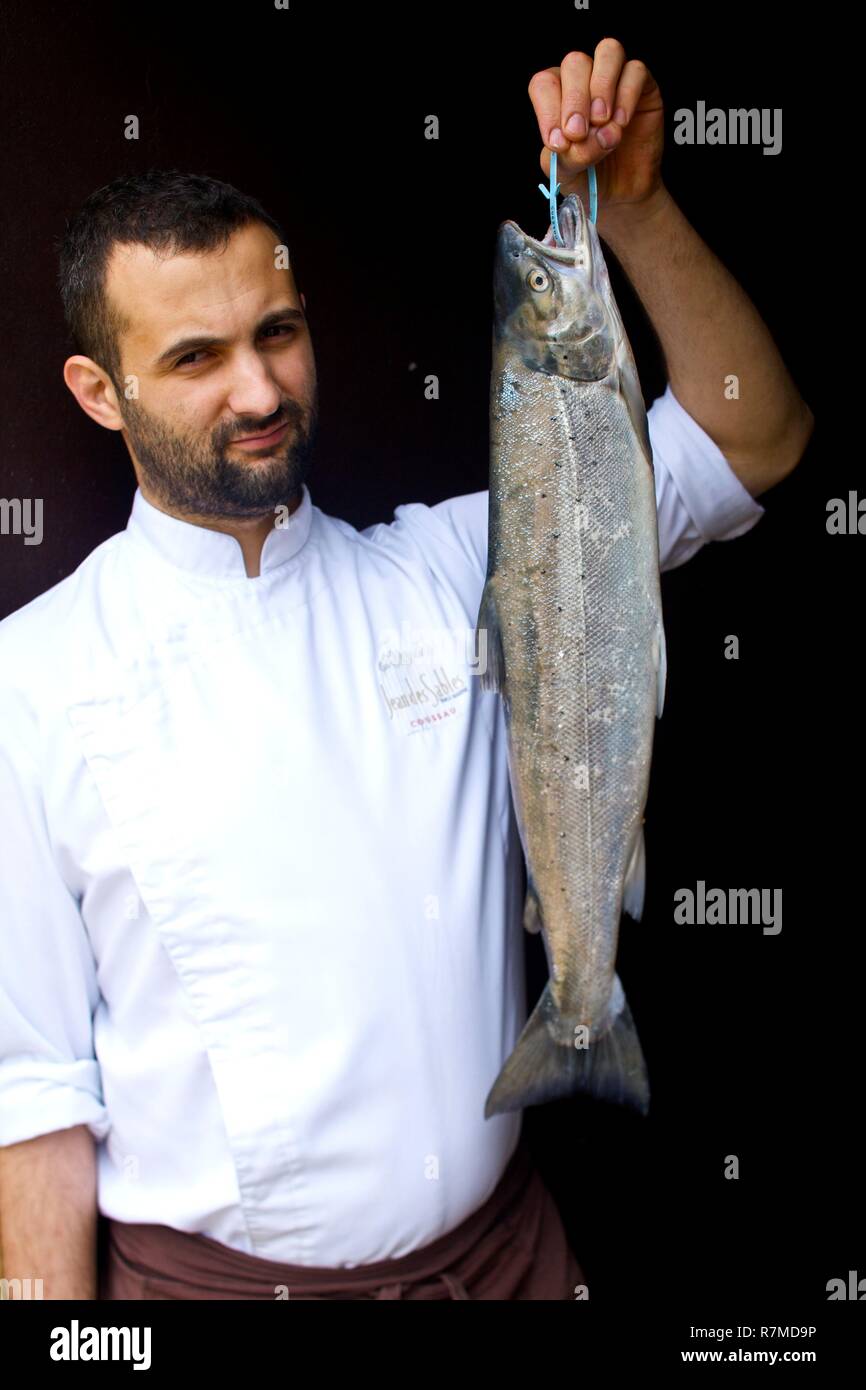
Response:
[0,384,765,1266]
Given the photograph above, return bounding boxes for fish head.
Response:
[493,193,616,381]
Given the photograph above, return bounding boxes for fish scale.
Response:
[479,194,666,1119]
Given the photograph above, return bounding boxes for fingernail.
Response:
[549,127,566,149]
[597,125,617,149]
[564,112,587,138]
[591,98,607,121]
[614,107,628,126]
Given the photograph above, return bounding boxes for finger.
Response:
[588,36,626,126]
[528,67,569,153]
[593,120,624,153]
[609,58,648,126]
[546,118,621,184]
[558,50,593,141]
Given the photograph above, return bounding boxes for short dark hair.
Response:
[56,169,290,390]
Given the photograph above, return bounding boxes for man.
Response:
[0,42,812,1300]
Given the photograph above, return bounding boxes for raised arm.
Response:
[598,187,813,497]
[528,39,814,498]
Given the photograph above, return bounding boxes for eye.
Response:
[527,267,550,292]
[173,324,297,369]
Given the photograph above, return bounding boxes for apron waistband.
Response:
[103,1138,536,1300]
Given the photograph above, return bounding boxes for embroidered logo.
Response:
[376,621,485,735]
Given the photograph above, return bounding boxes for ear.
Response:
[62,355,125,432]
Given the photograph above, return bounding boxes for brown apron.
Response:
[100,1137,585,1300]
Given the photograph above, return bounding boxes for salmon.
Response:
[479,193,666,1118]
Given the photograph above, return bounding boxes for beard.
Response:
[119,387,319,520]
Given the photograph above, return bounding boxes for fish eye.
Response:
[527,267,550,292]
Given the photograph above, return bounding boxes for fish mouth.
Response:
[517,194,584,263]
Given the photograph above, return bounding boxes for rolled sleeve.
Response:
[0,1059,109,1145]
[648,383,767,572]
[0,684,109,1147]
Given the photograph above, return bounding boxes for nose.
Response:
[497,222,526,261]
[224,351,284,423]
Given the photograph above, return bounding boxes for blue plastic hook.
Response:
[538,151,598,241]
[537,150,563,244]
[587,164,597,225]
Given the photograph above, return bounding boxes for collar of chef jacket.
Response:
[125,482,314,579]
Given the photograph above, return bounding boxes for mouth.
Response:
[516,195,583,263]
[231,419,291,450]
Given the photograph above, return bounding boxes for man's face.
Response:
[105,221,318,519]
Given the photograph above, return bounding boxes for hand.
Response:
[528,39,665,223]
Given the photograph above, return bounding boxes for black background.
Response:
[0,0,858,1327]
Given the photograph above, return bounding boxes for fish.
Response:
[478,191,666,1119]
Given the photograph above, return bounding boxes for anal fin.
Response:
[622,819,646,922]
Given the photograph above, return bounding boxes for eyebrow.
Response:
[153,307,305,369]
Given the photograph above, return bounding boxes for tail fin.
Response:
[484,981,650,1119]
